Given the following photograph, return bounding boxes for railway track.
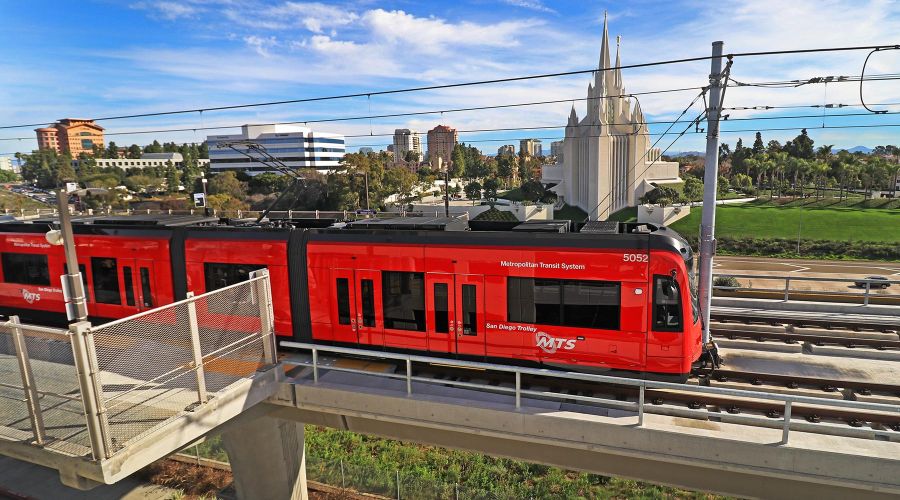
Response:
[713,326,900,351]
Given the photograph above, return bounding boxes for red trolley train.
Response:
[0,215,714,381]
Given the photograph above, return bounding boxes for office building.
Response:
[519,139,542,157]
[392,129,422,164]
[497,144,516,156]
[79,152,210,171]
[550,140,564,163]
[35,118,105,157]
[206,124,345,175]
[427,125,458,165]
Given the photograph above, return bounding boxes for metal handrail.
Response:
[713,273,900,285]
[89,274,269,331]
[712,272,899,306]
[281,341,900,444]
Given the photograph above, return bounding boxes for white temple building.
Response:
[541,15,681,220]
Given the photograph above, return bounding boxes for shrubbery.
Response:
[711,236,900,260]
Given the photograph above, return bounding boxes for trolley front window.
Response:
[653,275,683,332]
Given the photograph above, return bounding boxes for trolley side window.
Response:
[381,271,425,332]
[2,253,50,285]
[140,267,153,307]
[360,279,376,327]
[433,282,449,333]
[123,266,135,306]
[507,277,620,330]
[92,257,121,305]
[652,275,683,332]
[461,284,477,335]
[203,262,266,292]
[336,277,351,325]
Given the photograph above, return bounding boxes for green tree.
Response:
[106,141,119,160]
[56,154,76,185]
[717,176,731,196]
[464,181,482,200]
[207,171,247,199]
[127,144,143,159]
[383,166,417,204]
[142,140,161,154]
[207,193,249,212]
[682,176,703,201]
[249,172,290,195]
[520,180,545,202]
[482,177,500,200]
[752,132,765,156]
[496,154,516,187]
[450,144,466,178]
[164,161,180,193]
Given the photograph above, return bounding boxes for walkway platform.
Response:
[0,272,280,488]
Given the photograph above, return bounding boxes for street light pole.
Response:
[55,190,88,323]
[201,175,209,217]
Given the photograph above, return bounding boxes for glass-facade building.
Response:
[206,124,345,175]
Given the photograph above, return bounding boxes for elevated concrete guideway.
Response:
[270,345,900,500]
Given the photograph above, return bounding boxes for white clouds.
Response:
[263,2,359,33]
[501,0,557,14]
[243,35,279,57]
[130,1,198,20]
[362,9,540,52]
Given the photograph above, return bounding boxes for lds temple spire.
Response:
[541,16,682,220]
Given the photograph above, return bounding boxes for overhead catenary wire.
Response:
[5,104,899,144]
[2,43,898,131]
[859,46,900,114]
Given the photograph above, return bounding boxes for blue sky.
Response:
[1,0,899,157]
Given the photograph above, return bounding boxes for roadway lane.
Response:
[711,256,900,296]
[713,256,900,277]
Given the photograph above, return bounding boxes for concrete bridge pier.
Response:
[221,408,309,500]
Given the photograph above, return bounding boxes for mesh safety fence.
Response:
[87,275,273,456]
[0,322,90,457]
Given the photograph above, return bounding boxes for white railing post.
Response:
[515,372,521,409]
[784,277,791,302]
[9,316,46,445]
[864,282,871,306]
[185,292,208,404]
[312,349,319,383]
[638,385,645,427]
[782,400,792,444]
[406,358,412,395]
[69,320,112,459]
[251,271,277,364]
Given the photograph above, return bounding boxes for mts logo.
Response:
[535,331,576,354]
[21,289,41,304]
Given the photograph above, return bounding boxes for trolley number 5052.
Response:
[623,253,649,263]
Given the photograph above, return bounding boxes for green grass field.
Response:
[670,204,900,243]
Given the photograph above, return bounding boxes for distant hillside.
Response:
[838,146,873,153]
[667,151,704,158]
